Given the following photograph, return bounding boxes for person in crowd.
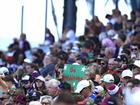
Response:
[80,40,95,63]
[61,26,76,45]
[44,28,55,45]
[40,95,53,105]
[132,59,140,76]
[25,63,39,75]
[46,79,61,101]
[124,78,140,105]
[113,33,126,56]
[86,63,100,86]
[1,8,140,105]
[33,75,47,95]
[107,58,120,74]
[40,54,56,79]
[130,42,140,60]
[75,79,95,104]
[121,69,133,87]
[19,33,31,53]
[20,74,34,97]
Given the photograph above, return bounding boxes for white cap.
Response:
[0,67,9,76]
[134,60,140,68]
[102,74,114,83]
[135,74,140,80]
[94,86,104,93]
[75,80,90,93]
[121,69,133,78]
[22,75,30,81]
[36,76,45,83]
[24,58,32,64]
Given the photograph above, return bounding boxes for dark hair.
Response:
[127,78,140,88]
[118,33,126,42]
[58,51,68,61]
[107,96,118,105]
[3,75,14,83]
[131,42,140,49]
[112,74,120,85]
[121,49,131,56]
[26,63,39,70]
[83,40,94,49]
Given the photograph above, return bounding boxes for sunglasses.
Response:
[21,80,29,84]
[131,48,138,51]
[4,72,9,76]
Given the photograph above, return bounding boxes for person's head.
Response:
[106,22,113,30]
[34,76,46,89]
[125,79,140,105]
[108,58,119,70]
[25,63,38,74]
[3,75,14,88]
[13,88,26,104]
[45,28,52,35]
[126,78,140,89]
[46,79,60,97]
[100,57,108,67]
[115,33,126,47]
[43,55,55,66]
[121,48,131,61]
[125,19,133,30]
[105,14,112,20]
[0,67,9,77]
[53,92,76,105]
[75,80,94,98]
[112,9,121,17]
[40,95,52,105]
[121,69,133,85]
[21,74,33,89]
[132,60,140,75]
[115,54,128,66]
[20,33,26,41]
[57,51,68,66]
[49,43,61,56]
[86,63,99,80]
[104,47,116,59]
[82,40,94,52]
[101,74,114,87]
[131,42,140,54]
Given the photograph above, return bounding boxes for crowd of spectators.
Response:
[0,8,140,105]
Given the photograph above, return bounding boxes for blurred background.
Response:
[0,0,139,51]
